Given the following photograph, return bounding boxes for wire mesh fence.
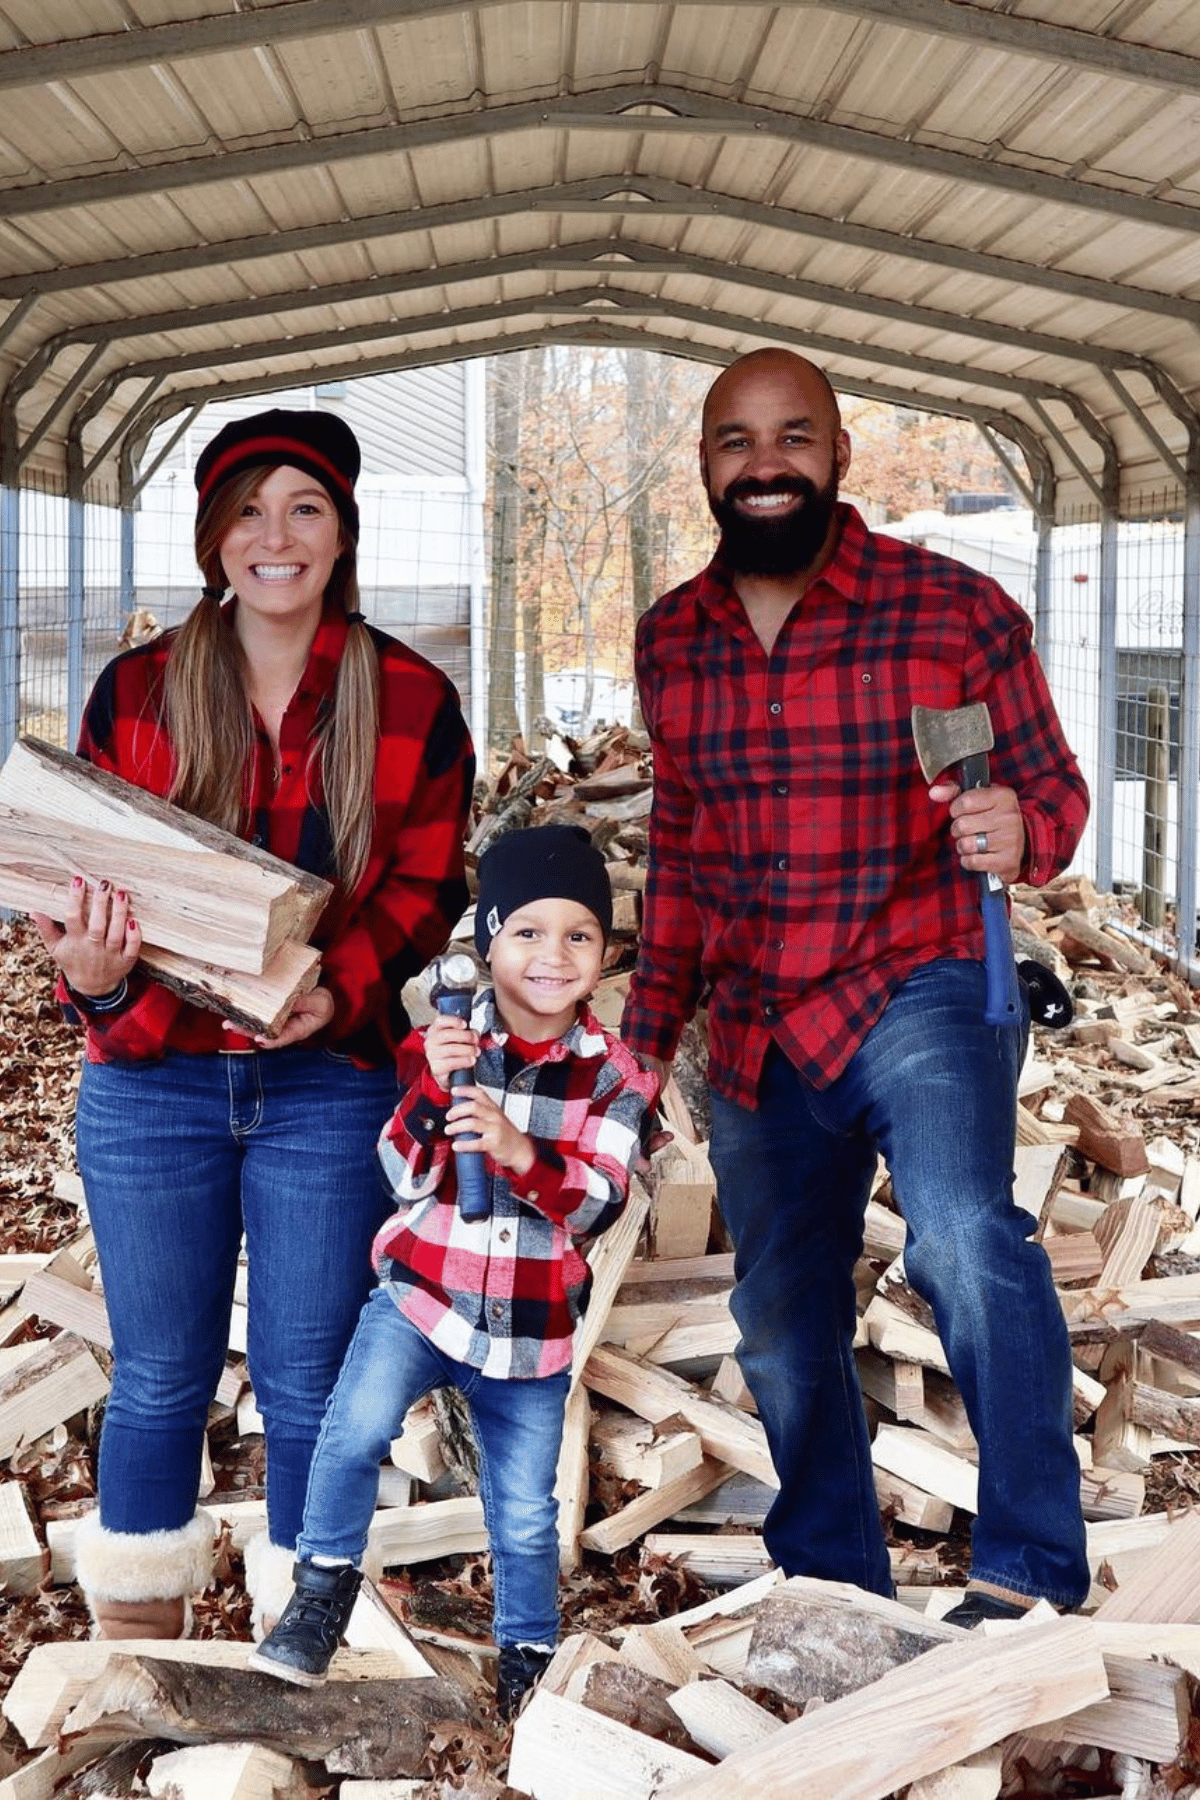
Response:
[3,472,1198,978]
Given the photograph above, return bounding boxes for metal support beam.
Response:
[13,342,107,473]
[1102,370,1189,492]
[129,406,200,500]
[0,295,38,357]
[82,377,164,487]
[99,321,1040,508]
[2,1,1198,98]
[14,239,1181,392]
[977,423,1039,513]
[1026,397,1107,511]
[5,86,1198,239]
[1,175,1190,331]
[67,286,1097,451]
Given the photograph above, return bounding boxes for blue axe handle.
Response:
[434,986,491,1220]
[957,749,1021,1028]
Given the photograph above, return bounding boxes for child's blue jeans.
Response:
[298,1285,569,1648]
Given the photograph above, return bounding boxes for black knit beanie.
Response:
[194,408,361,540]
[475,825,613,958]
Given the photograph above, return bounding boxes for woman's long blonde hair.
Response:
[161,464,380,891]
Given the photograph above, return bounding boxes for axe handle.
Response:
[956,753,1022,1029]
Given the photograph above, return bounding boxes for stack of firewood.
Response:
[4,725,1200,1793]
[0,739,331,1037]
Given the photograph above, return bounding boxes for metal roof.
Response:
[2,0,1200,520]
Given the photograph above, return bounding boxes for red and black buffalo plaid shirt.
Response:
[374,990,660,1378]
[65,604,474,1066]
[621,505,1088,1107]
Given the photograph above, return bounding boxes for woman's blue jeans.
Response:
[299,1285,569,1648]
[709,959,1089,1608]
[76,1047,398,1546]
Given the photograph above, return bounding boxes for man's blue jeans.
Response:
[709,959,1089,1608]
[299,1285,569,1648]
[76,1047,398,1546]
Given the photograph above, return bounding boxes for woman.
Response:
[34,410,475,1639]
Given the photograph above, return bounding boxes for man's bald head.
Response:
[702,350,842,441]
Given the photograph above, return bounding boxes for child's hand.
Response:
[445,1086,535,1177]
[424,1012,479,1091]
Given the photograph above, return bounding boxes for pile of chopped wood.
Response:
[3,727,1200,1796]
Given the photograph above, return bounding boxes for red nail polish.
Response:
[71,876,83,888]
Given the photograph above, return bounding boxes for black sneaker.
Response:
[942,1590,1032,1629]
[248,1560,362,1687]
[496,1643,553,1719]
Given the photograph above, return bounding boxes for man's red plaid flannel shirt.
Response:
[621,505,1088,1107]
[65,605,474,1066]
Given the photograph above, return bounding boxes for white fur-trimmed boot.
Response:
[75,1512,214,1641]
[245,1529,383,1640]
[243,1531,298,1642]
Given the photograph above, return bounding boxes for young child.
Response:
[251,824,659,1716]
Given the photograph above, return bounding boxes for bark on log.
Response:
[579,1662,704,1754]
[61,1657,480,1780]
[744,1588,959,1705]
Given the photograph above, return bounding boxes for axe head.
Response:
[911,702,994,784]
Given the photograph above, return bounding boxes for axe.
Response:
[911,701,1021,1029]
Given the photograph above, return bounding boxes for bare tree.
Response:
[487,357,523,752]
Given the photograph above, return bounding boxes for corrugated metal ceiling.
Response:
[1,0,1199,518]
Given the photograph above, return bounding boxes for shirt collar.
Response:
[472,987,609,1062]
[695,502,871,623]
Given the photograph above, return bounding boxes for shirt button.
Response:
[776,939,786,952]
[774,783,787,796]
[776,857,787,871]
[499,1228,511,1243]
[762,1003,778,1021]
[769,701,782,715]
[527,1189,539,1201]
[861,672,872,684]
[490,1302,503,1319]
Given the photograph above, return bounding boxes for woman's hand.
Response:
[240,984,335,1049]
[31,878,141,998]
[445,1086,534,1177]
[424,1012,479,1091]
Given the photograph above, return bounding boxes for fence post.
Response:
[1094,502,1119,897]
[119,503,135,618]
[1180,473,1200,981]
[66,493,85,753]
[0,482,17,762]
[1142,684,1169,928]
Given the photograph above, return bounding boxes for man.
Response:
[621,348,1089,1624]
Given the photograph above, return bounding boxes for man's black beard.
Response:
[707,471,839,576]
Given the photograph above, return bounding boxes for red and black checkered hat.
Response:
[194,408,360,539]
